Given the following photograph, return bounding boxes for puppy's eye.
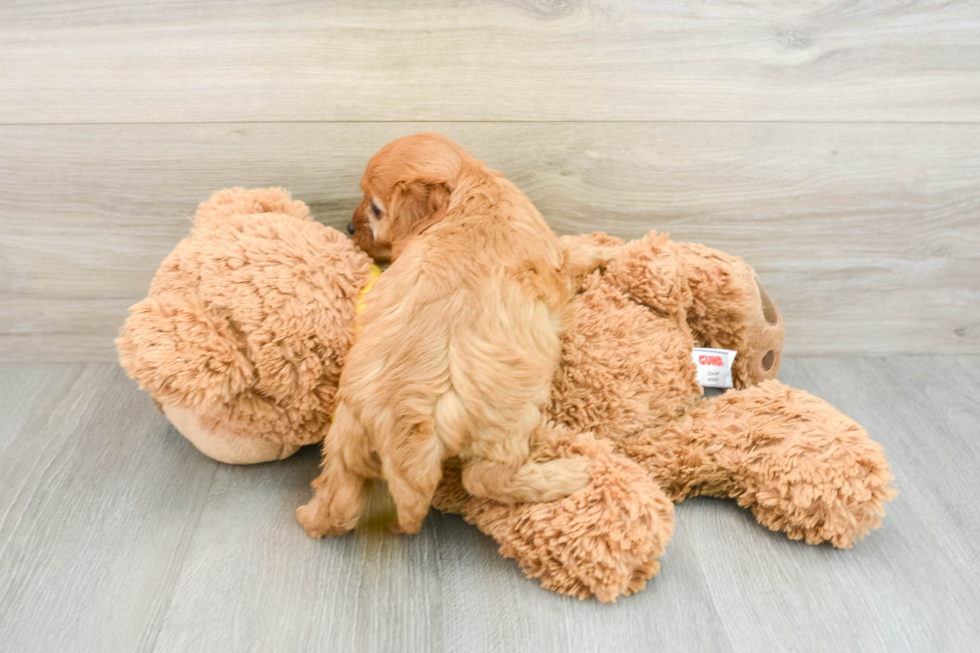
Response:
[371,202,382,218]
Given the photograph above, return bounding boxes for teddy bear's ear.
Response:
[193,187,311,232]
[117,293,255,411]
[602,232,693,319]
[558,232,625,251]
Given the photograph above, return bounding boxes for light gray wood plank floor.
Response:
[0,357,977,652]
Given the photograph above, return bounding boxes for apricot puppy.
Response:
[297,133,616,536]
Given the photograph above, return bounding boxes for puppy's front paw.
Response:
[296,499,354,539]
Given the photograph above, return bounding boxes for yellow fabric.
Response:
[333,264,383,423]
[357,264,383,319]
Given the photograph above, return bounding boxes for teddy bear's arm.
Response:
[617,379,895,548]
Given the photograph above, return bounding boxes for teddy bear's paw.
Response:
[729,273,784,387]
[746,449,896,549]
[728,383,896,548]
[464,437,674,602]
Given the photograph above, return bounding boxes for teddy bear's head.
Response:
[550,231,784,443]
[117,188,374,462]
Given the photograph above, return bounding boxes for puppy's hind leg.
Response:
[382,422,445,534]
[296,459,367,538]
[296,405,369,538]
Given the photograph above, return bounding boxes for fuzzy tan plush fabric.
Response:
[118,187,373,448]
[118,188,895,603]
[431,230,894,600]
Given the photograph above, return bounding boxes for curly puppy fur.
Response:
[297,134,620,537]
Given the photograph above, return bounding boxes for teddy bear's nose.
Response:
[347,222,355,235]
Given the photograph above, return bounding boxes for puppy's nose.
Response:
[347,221,355,235]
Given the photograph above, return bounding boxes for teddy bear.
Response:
[117,187,895,602]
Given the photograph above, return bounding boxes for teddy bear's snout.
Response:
[753,278,783,377]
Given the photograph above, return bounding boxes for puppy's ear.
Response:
[389,178,451,256]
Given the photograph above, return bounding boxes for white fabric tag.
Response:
[692,348,737,389]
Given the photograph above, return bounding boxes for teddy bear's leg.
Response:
[667,241,784,387]
[618,380,895,548]
[455,426,675,603]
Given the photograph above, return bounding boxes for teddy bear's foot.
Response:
[161,403,301,464]
[729,383,896,547]
[457,427,674,603]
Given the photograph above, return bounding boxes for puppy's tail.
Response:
[461,455,592,504]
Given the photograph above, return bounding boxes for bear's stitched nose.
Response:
[347,222,355,235]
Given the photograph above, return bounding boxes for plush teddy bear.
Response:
[117,188,895,602]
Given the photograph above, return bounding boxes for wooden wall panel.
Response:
[2,1,979,123]
[2,122,977,361]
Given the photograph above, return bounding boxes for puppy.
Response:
[297,133,617,536]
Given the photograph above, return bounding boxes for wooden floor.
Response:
[0,356,977,652]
